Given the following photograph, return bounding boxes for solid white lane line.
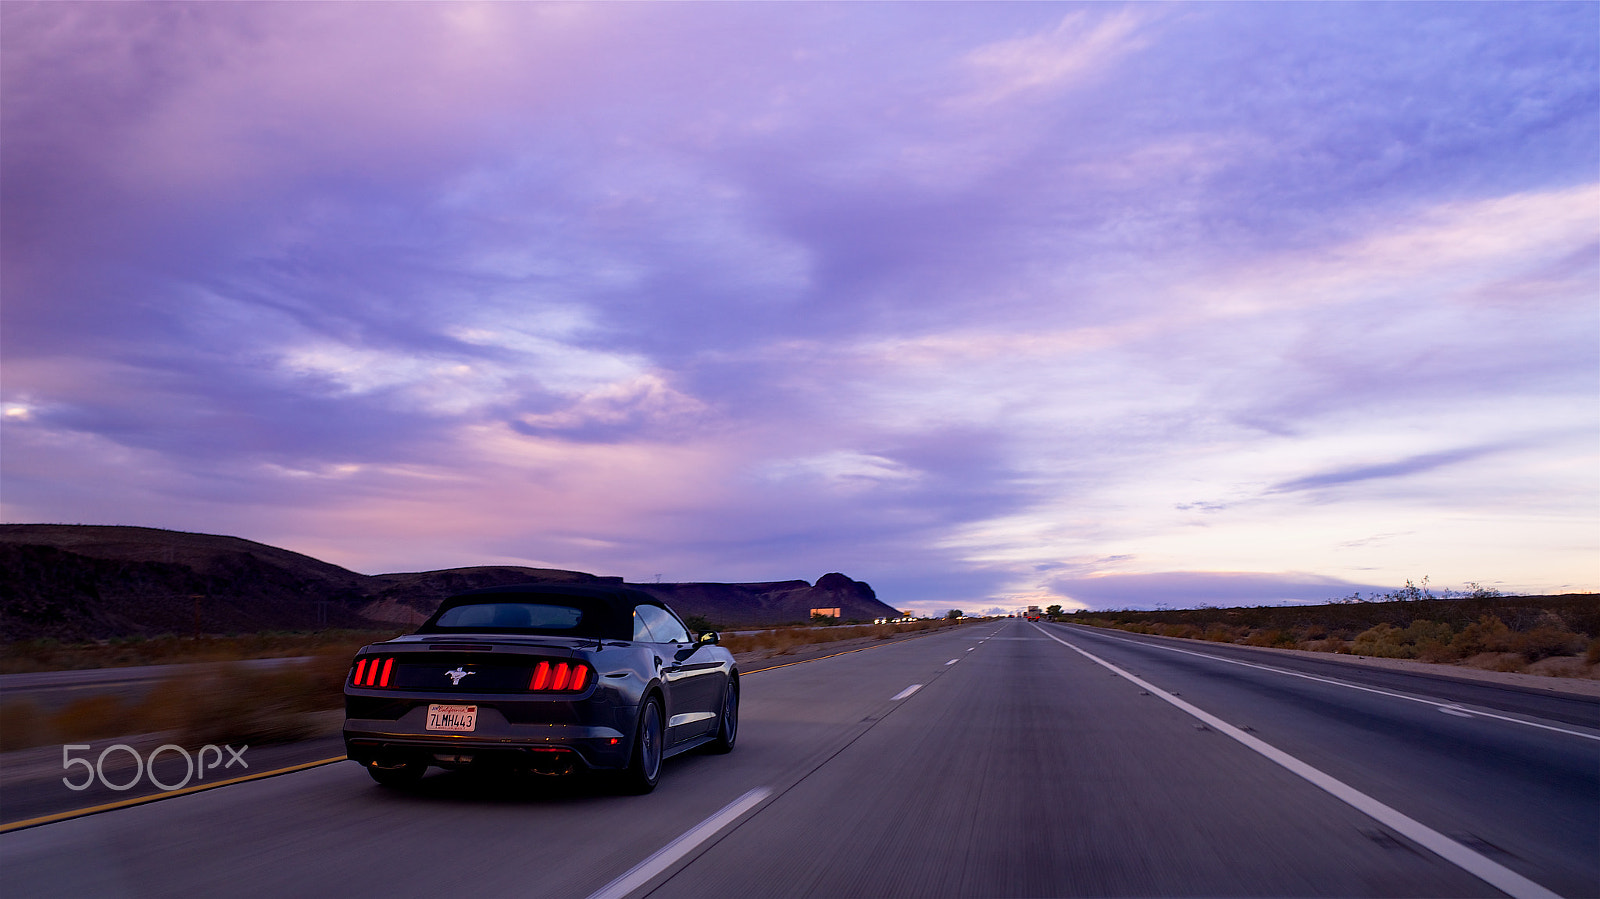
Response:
[891,684,922,700]
[1440,707,1474,718]
[586,787,772,899]
[1063,625,1600,742]
[1035,625,1561,899]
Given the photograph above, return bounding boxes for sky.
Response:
[3,2,1597,617]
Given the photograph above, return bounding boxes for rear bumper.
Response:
[343,718,631,772]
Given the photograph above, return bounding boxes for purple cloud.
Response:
[3,3,1595,608]
[1268,446,1511,495]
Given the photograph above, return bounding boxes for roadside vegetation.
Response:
[0,631,401,752]
[0,629,403,675]
[717,617,963,657]
[0,655,353,752]
[1064,592,1599,678]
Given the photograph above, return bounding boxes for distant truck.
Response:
[1026,606,1042,621]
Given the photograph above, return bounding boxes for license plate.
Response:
[426,704,477,732]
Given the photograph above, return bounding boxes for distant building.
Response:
[810,607,841,619]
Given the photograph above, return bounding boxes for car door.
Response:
[635,604,722,742]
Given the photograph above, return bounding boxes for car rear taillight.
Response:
[529,661,590,693]
[352,657,395,688]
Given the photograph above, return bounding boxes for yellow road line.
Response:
[0,756,347,834]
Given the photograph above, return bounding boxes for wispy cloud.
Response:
[1268,446,1509,495]
[959,9,1150,105]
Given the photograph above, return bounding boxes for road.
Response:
[1,619,1594,898]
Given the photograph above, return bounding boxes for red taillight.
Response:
[528,661,589,693]
[354,656,395,688]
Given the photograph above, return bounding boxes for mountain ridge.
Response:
[0,524,897,641]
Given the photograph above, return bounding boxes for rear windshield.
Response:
[421,600,598,635]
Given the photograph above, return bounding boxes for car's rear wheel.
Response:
[619,696,664,794]
[708,678,738,754]
[366,759,426,787]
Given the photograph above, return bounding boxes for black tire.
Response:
[707,677,738,754]
[619,695,664,794]
[367,760,426,787]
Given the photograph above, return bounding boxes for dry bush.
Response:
[0,655,351,752]
[1351,623,1410,658]
[1451,615,1514,656]
[720,619,955,657]
[0,700,49,751]
[1405,620,1458,662]
[0,630,402,675]
[1350,620,1459,659]
[1588,637,1600,666]
[1510,625,1585,663]
[167,656,349,746]
[1243,629,1296,648]
[49,694,158,743]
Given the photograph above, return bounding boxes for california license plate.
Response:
[426,704,477,732]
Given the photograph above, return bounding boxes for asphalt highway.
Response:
[1,619,1594,898]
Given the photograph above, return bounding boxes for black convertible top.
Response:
[419,583,662,639]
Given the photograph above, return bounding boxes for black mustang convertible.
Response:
[343,583,738,793]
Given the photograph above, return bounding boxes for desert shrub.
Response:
[0,700,49,751]
[1243,629,1295,648]
[1451,615,1513,655]
[1510,625,1583,663]
[50,694,155,742]
[719,618,956,656]
[1202,623,1239,642]
[0,629,402,675]
[1587,637,1600,666]
[1349,620,1460,659]
[0,655,351,752]
[1404,620,1458,662]
[161,655,349,746]
[1351,623,1411,658]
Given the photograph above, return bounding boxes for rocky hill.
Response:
[0,525,898,641]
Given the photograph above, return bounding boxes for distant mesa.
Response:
[0,524,899,642]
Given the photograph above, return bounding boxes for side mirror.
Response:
[696,631,720,647]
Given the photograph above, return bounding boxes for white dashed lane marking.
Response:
[586,787,773,899]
